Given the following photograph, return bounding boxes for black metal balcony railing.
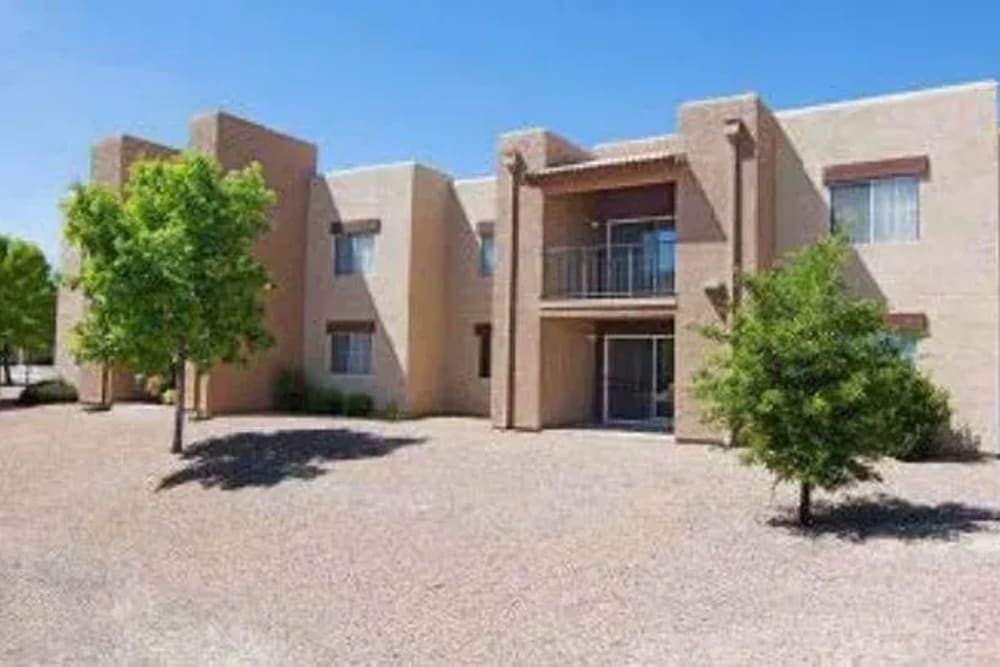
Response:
[543,241,676,299]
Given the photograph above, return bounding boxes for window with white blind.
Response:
[830,176,919,244]
[330,331,373,375]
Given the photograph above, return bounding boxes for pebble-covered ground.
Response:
[3,404,1000,664]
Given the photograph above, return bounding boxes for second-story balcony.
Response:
[543,238,676,300]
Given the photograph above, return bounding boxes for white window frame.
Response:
[329,331,374,376]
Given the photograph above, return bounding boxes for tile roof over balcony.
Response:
[524,150,685,194]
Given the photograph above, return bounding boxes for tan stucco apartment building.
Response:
[56,81,1000,451]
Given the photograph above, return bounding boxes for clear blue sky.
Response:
[1,1,997,264]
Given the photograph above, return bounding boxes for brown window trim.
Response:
[330,218,381,235]
[823,156,929,185]
[326,320,376,334]
[885,312,928,335]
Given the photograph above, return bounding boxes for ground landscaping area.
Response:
[3,404,1000,663]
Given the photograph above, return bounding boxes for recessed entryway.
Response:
[603,333,674,430]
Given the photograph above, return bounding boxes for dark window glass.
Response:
[333,232,375,275]
[478,234,495,277]
[330,331,373,374]
[476,325,491,378]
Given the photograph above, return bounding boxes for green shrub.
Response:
[380,401,403,421]
[344,392,375,417]
[17,379,78,406]
[693,234,956,525]
[888,373,952,462]
[161,389,177,405]
[304,386,344,415]
[273,369,307,412]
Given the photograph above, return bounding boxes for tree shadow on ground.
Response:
[157,428,425,491]
[769,494,1000,542]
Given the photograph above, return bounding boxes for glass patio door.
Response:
[607,218,676,296]
[604,335,673,426]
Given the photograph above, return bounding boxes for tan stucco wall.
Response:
[443,177,495,415]
[304,164,415,411]
[591,134,684,159]
[540,319,595,426]
[774,82,1000,449]
[55,83,999,449]
[189,112,317,414]
[55,134,178,402]
[674,94,769,442]
[492,130,593,430]
[406,166,452,415]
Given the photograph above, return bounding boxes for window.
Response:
[475,324,491,379]
[334,232,374,275]
[478,233,495,277]
[330,330,373,375]
[885,332,920,364]
[831,176,919,243]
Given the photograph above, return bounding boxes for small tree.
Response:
[0,235,56,385]
[62,185,129,407]
[63,153,275,453]
[694,234,948,525]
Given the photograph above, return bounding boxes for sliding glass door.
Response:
[604,335,673,428]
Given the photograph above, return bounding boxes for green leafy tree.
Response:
[694,234,949,525]
[63,153,275,452]
[61,185,129,407]
[0,235,56,385]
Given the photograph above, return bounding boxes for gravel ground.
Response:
[2,404,1000,664]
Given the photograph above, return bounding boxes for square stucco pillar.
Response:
[491,129,590,430]
[674,95,775,443]
[189,112,317,414]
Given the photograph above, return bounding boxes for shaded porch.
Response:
[539,317,674,433]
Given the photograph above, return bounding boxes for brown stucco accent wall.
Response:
[189,112,317,414]
[673,95,773,442]
[492,130,593,430]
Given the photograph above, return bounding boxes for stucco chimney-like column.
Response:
[499,149,524,429]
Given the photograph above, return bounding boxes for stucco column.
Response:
[675,96,765,443]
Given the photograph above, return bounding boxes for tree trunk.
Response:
[1,346,11,386]
[799,482,813,526]
[99,364,110,408]
[172,351,186,454]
